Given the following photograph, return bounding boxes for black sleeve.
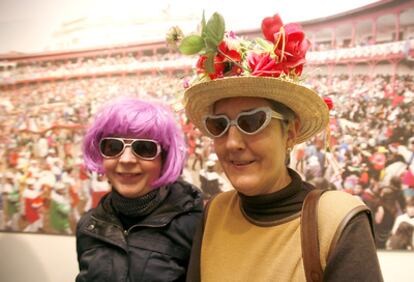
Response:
[323,212,384,282]
[75,213,91,282]
[185,217,203,282]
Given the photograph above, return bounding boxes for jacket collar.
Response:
[91,180,203,228]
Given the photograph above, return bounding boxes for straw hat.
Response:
[184,76,329,144]
[171,12,330,144]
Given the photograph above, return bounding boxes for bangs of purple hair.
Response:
[82,97,187,188]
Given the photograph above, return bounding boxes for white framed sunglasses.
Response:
[99,137,161,160]
[203,107,285,138]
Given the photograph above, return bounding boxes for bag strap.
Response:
[301,189,327,282]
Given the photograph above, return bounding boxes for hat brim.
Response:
[184,76,329,144]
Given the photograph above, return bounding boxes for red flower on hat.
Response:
[247,53,283,77]
[261,14,310,76]
[175,12,311,83]
[196,55,225,80]
[323,97,334,110]
[279,23,310,75]
[261,14,284,42]
[218,40,241,62]
[196,39,242,80]
[217,40,243,76]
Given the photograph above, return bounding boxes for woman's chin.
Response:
[228,176,259,195]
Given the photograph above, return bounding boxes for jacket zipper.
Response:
[124,208,194,235]
[124,220,171,236]
[92,209,192,236]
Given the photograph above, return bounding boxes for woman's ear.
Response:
[287,119,300,146]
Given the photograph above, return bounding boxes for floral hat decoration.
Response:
[167,12,330,144]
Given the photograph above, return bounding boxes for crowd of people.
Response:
[305,73,414,250]
[308,38,414,63]
[0,70,413,250]
[0,52,191,84]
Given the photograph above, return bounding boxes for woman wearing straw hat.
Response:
[75,97,203,282]
[170,12,383,281]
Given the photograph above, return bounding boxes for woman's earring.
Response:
[285,147,292,165]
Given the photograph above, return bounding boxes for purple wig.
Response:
[83,97,187,188]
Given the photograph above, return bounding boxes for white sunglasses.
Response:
[99,137,161,160]
[203,107,285,138]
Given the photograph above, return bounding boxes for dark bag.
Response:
[301,189,326,282]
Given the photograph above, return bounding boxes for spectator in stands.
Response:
[386,221,413,250]
[3,172,20,231]
[180,12,383,281]
[198,160,224,200]
[390,197,414,237]
[87,172,110,209]
[75,97,203,281]
[22,177,44,232]
[374,186,402,248]
[400,137,414,195]
[191,137,204,170]
[49,182,71,234]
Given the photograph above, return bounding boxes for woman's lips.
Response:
[230,160,255,167]
[116,172,141,182]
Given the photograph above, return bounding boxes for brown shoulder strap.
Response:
[202,198,213,230]
[301,189,327,282]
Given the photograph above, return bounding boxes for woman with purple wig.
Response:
[75,97,203,282]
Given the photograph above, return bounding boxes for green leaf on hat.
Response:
[201,11,207,36]
[204,37,219,52]
[256,37,274,52]
[204,53,215,74]
[178,35,205,55]
[204,12,225,47]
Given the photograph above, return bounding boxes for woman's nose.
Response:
[118,147,137,163]
[225,125,246,151]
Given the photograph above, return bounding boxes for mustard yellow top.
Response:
[201,190,365,282]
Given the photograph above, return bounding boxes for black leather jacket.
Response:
[76,180,203,282]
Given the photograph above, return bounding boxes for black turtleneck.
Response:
[238,168,313,223]
[108,186,169,230]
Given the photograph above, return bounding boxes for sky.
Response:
[0,0,380,54]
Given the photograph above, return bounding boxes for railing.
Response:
[0,57,195,85]
[307,39,414,63]
[1,40,413,85]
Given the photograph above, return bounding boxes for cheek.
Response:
[144,159,163,178]
[102,159,115,172]
[152,164,162,178]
